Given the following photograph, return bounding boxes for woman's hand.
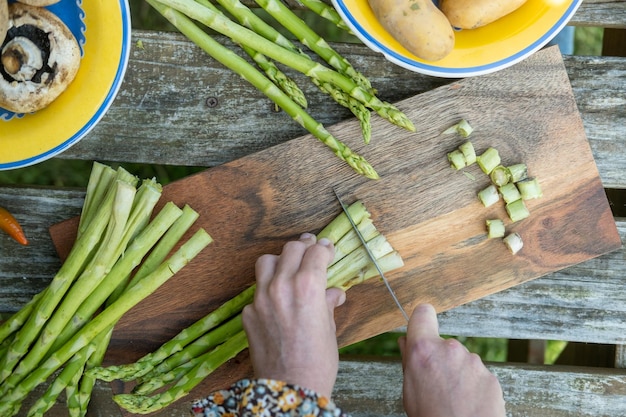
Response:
[242,233,346,398]
[399,304,506,417]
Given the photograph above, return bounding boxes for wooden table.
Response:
[1,1,625,415]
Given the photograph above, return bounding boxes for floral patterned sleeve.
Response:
[191,378,350,417]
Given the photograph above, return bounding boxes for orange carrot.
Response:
[0,206,28,245]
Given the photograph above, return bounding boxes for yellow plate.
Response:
[331,0,582,77]
[1,0,131,170]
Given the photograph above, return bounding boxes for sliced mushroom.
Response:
[0,3,80,113]
[16,0,61,7]
[0,0,8,45]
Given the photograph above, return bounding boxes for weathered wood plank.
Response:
[333,359,626,417]
[53,31,626,188]
[35,359,626,417]
[1,187,624,345]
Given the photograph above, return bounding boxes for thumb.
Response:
[326,287,346,313]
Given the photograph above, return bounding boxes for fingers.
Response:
[407,303,440,341]
[272,233,317,284]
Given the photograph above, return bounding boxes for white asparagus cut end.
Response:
[503,232,523,255]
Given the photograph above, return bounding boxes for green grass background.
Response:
[0,1,605,364]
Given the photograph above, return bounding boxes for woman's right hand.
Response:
[398,304,506,417]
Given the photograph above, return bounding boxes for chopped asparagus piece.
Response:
[506,199,530,223]
[477,147,501,174]
[486,219,505,239]
[459,141,476,165]
[503,232,523,255]
[507,163,528,182]
[499,183,522,204]
[443,119,473,137]
[490,165,511,187]
[447,149,466,170]
[517,178,543,200]
[478,185,500,207]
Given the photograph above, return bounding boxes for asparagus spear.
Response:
[298,0,353,33]
[133,314,243,395]
[208,0,373,142]
[253,0,372,92]
[195,0,307,108]
[148,0,378,179]
[113,331,249,414]
[0,181,151,396]
[0,177,137,388]
[155,0,414,133]
[0,229,213,417]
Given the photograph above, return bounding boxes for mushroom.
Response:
[0,0,7,46]
[0,3,80,113]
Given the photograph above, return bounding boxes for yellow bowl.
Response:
[1,0,131,170]
[331,0,582,77]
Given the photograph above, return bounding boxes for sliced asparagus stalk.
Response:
[443,119,473,137]
[506,199,530,223]
[503,232,523,255]
[447,149,466,170]
[459,141,476,165]
[477,147,501,174]
[490,165,510,187]
[498,182,521,204]
[507,163,528,182]
[517,178,543,200]
[486,219,505,239]
[478,184,500,207]
[148,1,378,179]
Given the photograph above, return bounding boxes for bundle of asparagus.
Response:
[89,200,404,414]
[0,162,212,417]
[146,0,416,179]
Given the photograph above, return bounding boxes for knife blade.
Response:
[332,188,410,323]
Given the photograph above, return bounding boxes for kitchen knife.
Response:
[332,188,410,322]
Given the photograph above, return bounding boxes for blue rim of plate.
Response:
[330,0,583,78]
[0,0,132,170]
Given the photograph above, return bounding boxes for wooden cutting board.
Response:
[51,46,621,406]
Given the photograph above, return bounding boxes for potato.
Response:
[368,0,455,62]
[440,0,527,29]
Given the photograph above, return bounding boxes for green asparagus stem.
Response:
[155,0,414,133]
[78,163,119,238]
[517,178,543,200]
[132,352,202,395]
[148,0,378,179]
[0,290,45,346]
[24,343,95,417]
[0,182,141,396]
[89,282,255,382]
[298,0,353,33]
[505,199,530,223]
[252,0,372,92]
[0,229,213,417]
[47,202,184,357]
[195,0,307,108]
[499,182,521,204]
[317,200,369,243]
[113,331,249,414]
[73,328,113,417]
[0,178,137,388]
[133,314,243,395]
[477,147,501,174]
[211,0,372,142]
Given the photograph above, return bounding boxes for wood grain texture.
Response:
[47,47,622,405]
